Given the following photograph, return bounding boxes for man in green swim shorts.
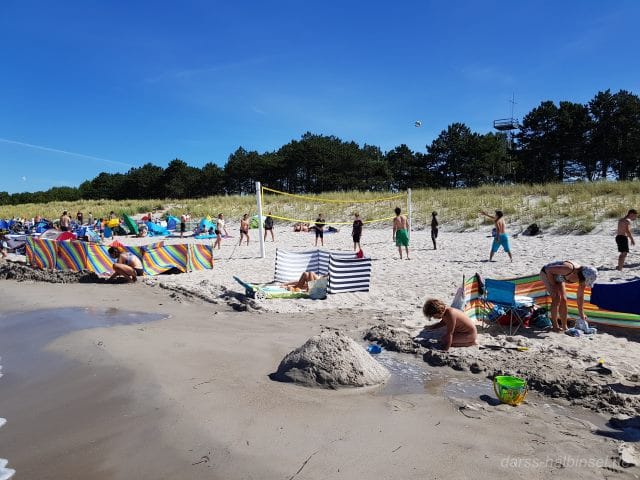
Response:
[393,207,410,260]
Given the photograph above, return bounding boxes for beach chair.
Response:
[482,278,534,335]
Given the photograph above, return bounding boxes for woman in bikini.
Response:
[108,247,144,282]
[282,271,324,292]
[539,261,598,332]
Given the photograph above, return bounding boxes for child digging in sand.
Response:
[419,299,477,351]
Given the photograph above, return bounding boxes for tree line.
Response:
[1,88,639,205]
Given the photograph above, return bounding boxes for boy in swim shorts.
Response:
[616,209,637,271]
[392,207,410,260]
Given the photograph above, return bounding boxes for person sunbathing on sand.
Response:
[283,271,325,292]
[420,299,478,351]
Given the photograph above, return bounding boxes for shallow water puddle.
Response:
[0,307,168,480]
[374,349,492,399]
[371,348,638,442]
[0,307,166,376]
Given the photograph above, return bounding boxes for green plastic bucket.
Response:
[493,375,528,406]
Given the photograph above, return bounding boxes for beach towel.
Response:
[233,276,308,300]
[194,233,217,239]
[591,280,640,315]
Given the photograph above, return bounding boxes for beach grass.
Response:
[2,180,639,233]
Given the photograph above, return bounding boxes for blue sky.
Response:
[1,0,639,194]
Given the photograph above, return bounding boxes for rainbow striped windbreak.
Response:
[25,239,213,276]
[188,243,214,271]
[56,241,88,271]
[462,273,640,329]
[25,237,57,269]
[142,244,189,276]
[85,243,114,274]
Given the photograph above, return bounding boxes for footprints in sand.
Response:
[387,398,416,412]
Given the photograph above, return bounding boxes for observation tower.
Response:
[493,93,519,149]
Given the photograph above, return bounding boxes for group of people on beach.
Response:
[419,207,637,350]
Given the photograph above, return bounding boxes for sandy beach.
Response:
[1,223,640,478]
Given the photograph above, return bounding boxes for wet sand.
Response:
[0,281,638,479]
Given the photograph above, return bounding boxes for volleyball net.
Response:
[259,186,409,226]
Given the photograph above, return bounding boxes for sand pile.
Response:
[0,262,100,283]
[271,330,390,388]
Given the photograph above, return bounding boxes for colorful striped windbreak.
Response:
[462,273,640,329]
[26,237,57,269]
[125,242,164,260]
[188,243,214,271]
[25,239,214,276]
[85,243,114,274]
[56,240,88,271]
[142,244,189,276]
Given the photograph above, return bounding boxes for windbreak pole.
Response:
[407,188,412,240]
[256,181,265,258]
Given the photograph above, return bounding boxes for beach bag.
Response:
[533,313,552,329]
[523,223,540,236]
[451,286,465,310]
[356,248,364,259]
[308,277,328,300]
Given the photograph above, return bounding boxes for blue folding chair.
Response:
[483,278,533,335]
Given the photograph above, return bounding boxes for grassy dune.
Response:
[2,181,639,233]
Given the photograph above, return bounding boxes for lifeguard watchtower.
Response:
[493,94,519,148]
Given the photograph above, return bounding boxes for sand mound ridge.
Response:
[0,262,100,283]
[271,330,390,388]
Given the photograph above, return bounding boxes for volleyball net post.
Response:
[256,181,265,258]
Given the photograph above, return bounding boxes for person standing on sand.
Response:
[352,212,363,251]
[430,211,439,250]
[480,210,512,262]
[314,213,325,247]
[180,213,188,238]
[264,212,275,242]
[214,213,229,250]
[59,211,71,232]
[420,299,478,351]
[239,214,250,246]
[392,207,410,260]
[539,261,598,332]
[616,209,637,271]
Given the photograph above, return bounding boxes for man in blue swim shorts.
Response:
[480,210,513,262]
